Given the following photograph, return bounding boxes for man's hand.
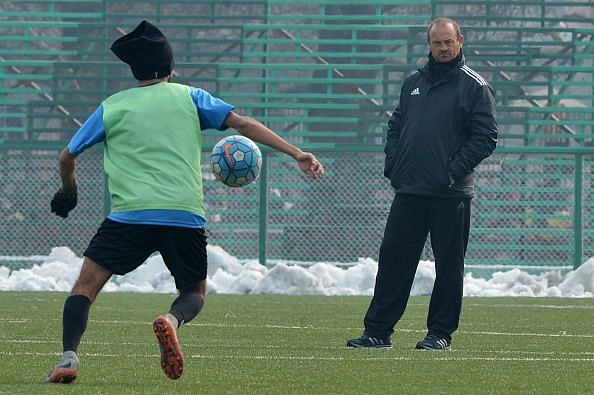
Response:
[296,152,324,180]
[50,185,78,218]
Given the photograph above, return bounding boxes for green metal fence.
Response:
[1,142,592,276]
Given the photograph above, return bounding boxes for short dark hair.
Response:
[427,17,461,42]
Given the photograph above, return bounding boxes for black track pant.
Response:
[363,194,471,341]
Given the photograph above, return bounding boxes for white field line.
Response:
[392,327,594,338]
[462,303,594,310]
[1,350,593,363]
[2,339,593,358]
[0,317,592,338]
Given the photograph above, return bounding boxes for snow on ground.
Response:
[0,245,592,297]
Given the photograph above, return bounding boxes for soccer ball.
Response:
[211,135,262,187]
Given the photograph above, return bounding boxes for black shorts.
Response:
[84,218,207,290]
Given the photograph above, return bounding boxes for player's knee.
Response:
[70,258,112,302]
[180,279,207,299]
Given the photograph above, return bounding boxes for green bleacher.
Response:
[3,0,593,147]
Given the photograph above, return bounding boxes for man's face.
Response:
[428,23,464,63]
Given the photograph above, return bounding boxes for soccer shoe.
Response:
[415,334,451,350]
[347,335,392,349]
[153,315,184,380]
[45,351,80,384]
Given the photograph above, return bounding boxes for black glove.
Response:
[50,185,78,218]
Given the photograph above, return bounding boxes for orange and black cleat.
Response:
[153,315,184,380]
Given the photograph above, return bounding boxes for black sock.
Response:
[62,294,91,352]
[169,292,204,327]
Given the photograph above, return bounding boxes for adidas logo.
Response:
[410,87,420,96]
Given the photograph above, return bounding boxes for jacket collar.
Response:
[420,50,465,83]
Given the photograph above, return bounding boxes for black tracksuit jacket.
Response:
[384,55,498,198]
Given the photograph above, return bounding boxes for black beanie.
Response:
[110,20,174,80]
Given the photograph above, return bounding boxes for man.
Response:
[46,20,324,383]
[347,17,497,350]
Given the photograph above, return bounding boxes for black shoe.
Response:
[347,335,392,349]
[415,334,451,350]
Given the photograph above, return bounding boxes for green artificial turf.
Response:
[0,291,592,394]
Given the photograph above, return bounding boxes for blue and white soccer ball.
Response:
[211,135,262,187]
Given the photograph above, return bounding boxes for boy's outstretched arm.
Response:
[223,111,324,180]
